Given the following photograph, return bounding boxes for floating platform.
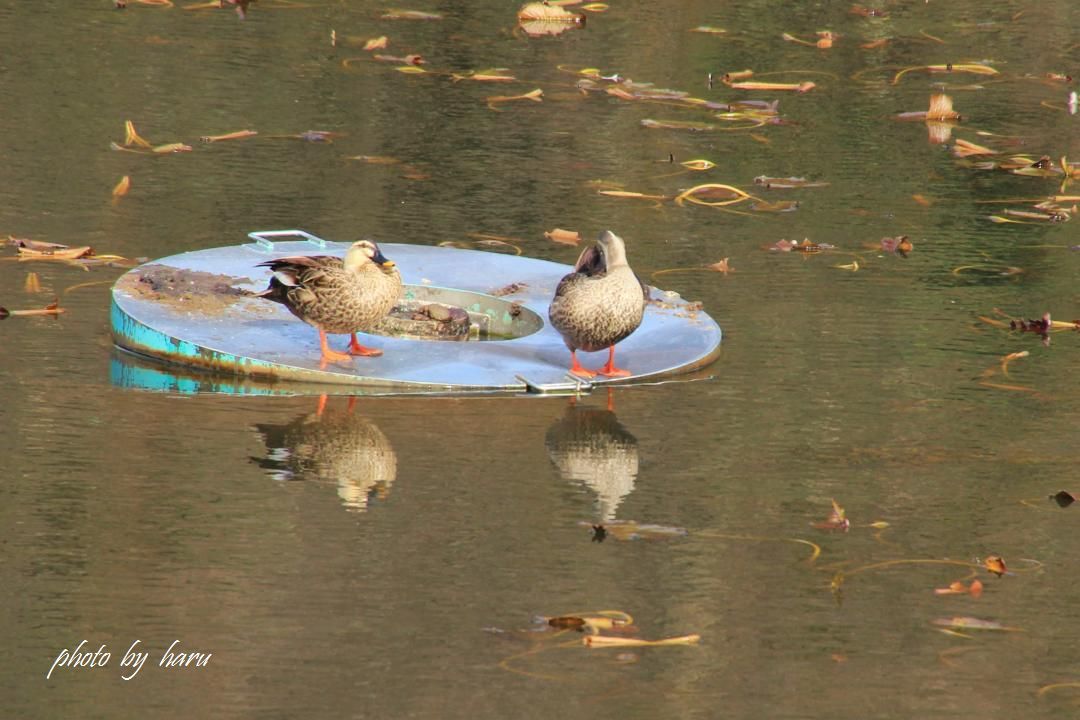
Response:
[110,230,722,396]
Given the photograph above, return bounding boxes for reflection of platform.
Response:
[110,230,722,395]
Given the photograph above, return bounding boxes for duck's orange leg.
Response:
[597,346,631,378]
[347,333,383,357]
[318,328,354,364]
[568,350,597,378]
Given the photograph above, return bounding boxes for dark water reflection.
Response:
[4,0,1080,718]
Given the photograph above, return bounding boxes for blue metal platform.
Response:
[110,230,722,395]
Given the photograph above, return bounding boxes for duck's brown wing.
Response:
[257,255,341,288]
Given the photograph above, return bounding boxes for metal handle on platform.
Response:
[247,229,328,251]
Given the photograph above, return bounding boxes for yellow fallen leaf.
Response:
[599,190,669,201]
[124,120,152,149]
[681,159,716,171]
[364,36,388,50]
[726,80,816,93]
[892,63,999,85]
[583,634,700,648]
[199,129,258,143]
[151,143,193,154]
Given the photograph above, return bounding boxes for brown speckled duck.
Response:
[255,240,402,364]
[549,230,648,378]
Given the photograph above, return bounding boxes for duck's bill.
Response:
[373,250,395,268]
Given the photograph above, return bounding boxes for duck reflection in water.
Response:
[251,396,397,512]
[545,398,638,524]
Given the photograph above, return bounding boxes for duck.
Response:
[548,230,648,378]
[254,240,402,364]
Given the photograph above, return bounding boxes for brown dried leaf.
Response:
[984,555,1007,577]
[707,258,732,274]
[544,228,582,246]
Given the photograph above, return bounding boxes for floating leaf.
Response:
[640,118,716,132]
[834,260,859,271]
[487,88,543,110]
[364,36,388,50]
[690,26,727,34]
[0,296,64,319]
[983,555,1007,577]
[517,1,584,23]
[580,2,608,11]
[381,9,443,20]
[151,143,193,154]
[726,80,816,93]
[927,93,961,121]
[707,258,732,274]
[348,155,401,164]
[123,120,152,149]
[111,175,131,198]
[934,580,984,597]
[453,69,516,82]
[584,634,700,648]
[681,159,716,171]
[199,129,258,142]
[892,63,999,85]
[753,176,829,189]
[674,183,753,207]
[16,245,94,260]
[860,38,889,49]
[722,69,754,82]
[813,499,851,531]
[544,228,582,246]
[953,138,998,157]
[599,190,669,201]
[396,65,429,74]
[24,272,42,293]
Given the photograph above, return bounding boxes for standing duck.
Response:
[255,240,402,364]
[549,230,648,378]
